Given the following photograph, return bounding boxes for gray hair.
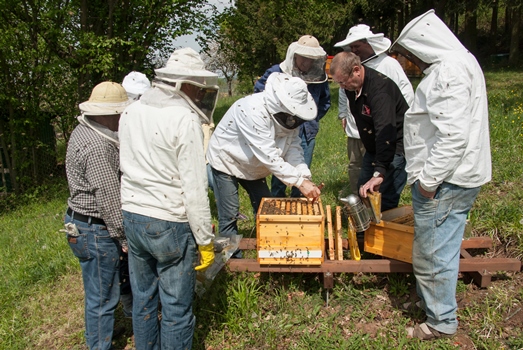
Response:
[330,52,361,78]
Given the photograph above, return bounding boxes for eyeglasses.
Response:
[272,112,306,129]
[333,69,354,87]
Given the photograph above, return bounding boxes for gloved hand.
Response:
[195,243,215,272]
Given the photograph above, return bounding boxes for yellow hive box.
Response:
[256,197,325,265]
[364,206,414,263]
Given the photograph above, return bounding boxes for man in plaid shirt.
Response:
[64,81,132,350]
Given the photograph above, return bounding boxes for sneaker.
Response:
[407,323,456,340]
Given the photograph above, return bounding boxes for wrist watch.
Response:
[373,171,384,179]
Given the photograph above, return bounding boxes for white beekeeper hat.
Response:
[294,35,327,58]
[334,24,391,57]
[78,82,133,116]
[122,71,151,100]
[264,73,317,121]
[154,47,218,87]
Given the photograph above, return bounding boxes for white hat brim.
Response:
[334,32,384,48]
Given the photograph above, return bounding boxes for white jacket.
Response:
[339,53,414,139]
[119,87,214,246]
[207,93,311,186]
[396,10,491,191]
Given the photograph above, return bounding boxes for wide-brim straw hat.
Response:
[79,82,133,116]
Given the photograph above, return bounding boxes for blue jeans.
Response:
[65,213,120,350]
[123,211,197,350]
[211,167,272,238]
[271,133,315,198]
[411,181,480,334]
[358,152,407,212]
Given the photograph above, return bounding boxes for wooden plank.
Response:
[326,205,335,260]
[365,224,414,263]
[321,272,334,289]
[258,215,323,222]
[460,248,492,288]
[228,257,521,274]
[335,206,343,260]
[460,237,492,249]
[241,237,493,253]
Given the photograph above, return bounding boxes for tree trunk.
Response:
[505,5,511,38]
[509,5,520,64]
[435,0,448,22]
[227,78,233,96]
[7,103,19,194]
[490,0,498,38]
[463,0,478,54]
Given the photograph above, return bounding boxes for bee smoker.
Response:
[339,194,371,232]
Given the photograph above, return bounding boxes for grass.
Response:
[0,70,522,349]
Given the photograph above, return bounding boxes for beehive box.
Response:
[257,197,325,265]
[364,206,414,263]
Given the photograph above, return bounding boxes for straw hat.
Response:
[79,82,133,116]
[154,47,218,86]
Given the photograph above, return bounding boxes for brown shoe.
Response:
[407,323,455,340]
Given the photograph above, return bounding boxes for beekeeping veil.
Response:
[153,47,219,124]
[264,73,317,130]
[280,35,328,84]
[334,24,391,63]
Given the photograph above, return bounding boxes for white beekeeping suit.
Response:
[391,10,491,190]
[207,72,317,187]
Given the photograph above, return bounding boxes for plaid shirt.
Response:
[66,123,125,243]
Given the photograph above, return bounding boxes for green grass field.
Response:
[0,70,522,349]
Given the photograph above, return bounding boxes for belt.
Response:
[67,208,106,226]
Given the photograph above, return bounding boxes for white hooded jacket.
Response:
[119,86,214,246]
[206,93,311,186]
[394,10,491,191]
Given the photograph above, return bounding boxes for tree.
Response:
[218,0,356,82]
[0,0,214,193]
[201,38,239,96]
[507,0,521,64]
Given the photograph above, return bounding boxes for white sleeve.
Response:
[177,115,214,245]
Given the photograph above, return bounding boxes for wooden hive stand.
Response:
[228,202,522,292]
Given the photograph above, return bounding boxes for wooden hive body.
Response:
[257,198,325,265]
[364,206,414,263]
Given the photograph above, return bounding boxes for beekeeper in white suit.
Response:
[334,24,414,195]
[208,72,322,245]
[391,10,491,340]
[119,47,217,350]
[122,71,151,101]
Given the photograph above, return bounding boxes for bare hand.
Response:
[341,118,347,129]
[418,182,436,199]
[359,177,383,198]
[299,179,321,199]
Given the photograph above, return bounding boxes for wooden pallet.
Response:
[228,237,521,289]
